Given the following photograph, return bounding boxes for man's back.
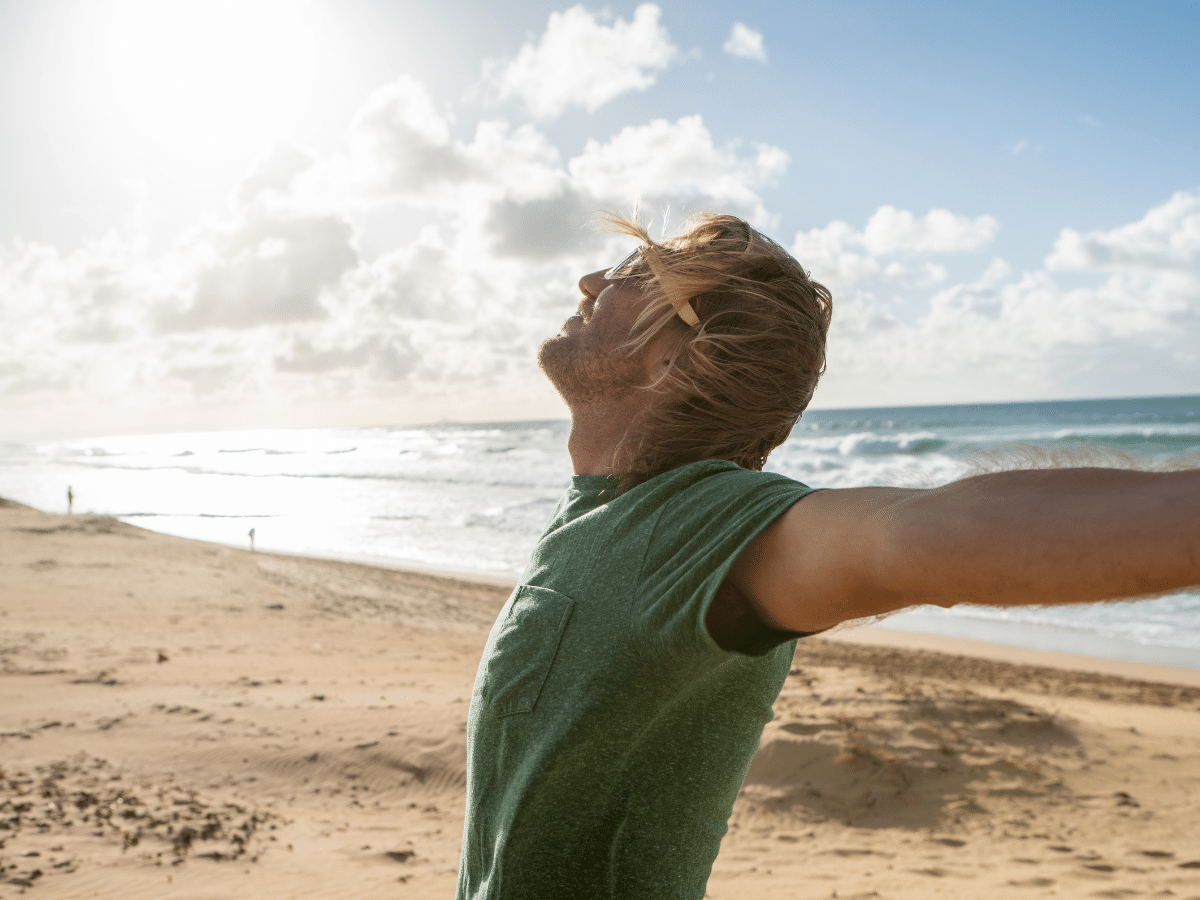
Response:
[457,461,815,899]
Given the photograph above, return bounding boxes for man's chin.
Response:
[537,333,566,365]
[536,336,568,382]
[537,333,644,407]
[537,338,589,404]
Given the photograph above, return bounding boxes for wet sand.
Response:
[3,498,1199,899]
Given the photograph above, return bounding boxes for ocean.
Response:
[3,394,1199,669]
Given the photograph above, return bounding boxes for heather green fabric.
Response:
[456,460,816,900]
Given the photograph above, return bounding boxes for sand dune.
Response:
[3,498,1199,899]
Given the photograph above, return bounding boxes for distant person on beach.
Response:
[456,212,1200,899]
[67,486,73,515]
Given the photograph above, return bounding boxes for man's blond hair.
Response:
[599,211,833,489]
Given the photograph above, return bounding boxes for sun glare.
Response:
[82,0,324,167]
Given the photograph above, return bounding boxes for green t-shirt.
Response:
[456,460,816,899]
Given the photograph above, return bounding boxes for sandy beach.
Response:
[3,498,1199,900]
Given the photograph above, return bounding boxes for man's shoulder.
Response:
[617,460,813,552]
[542,460,809,548]
[633,459,799,493]
[623,460,807,510]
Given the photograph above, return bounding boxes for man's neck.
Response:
[566,393,648,476]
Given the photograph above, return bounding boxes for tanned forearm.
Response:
[872,467,1200,610]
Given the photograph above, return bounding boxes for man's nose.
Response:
[578,270,611,299]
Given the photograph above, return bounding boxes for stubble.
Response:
[537,327,645,407]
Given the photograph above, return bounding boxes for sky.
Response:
[1,0,1198,441]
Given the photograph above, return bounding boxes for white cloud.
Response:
[862,206,998,255]
[791,205,998,293]
[919,267,1196,356]
[791,223,882,288]
[782,194,1199,410]
[236,141,318,206]
[0,234,152,349]
[815,218,1199,409]
[487,3,678,118]
[11,40,1199,440]
[270,75,788,253]
[485,188,596,260]
[288,78,567,213]
[340,225,476,321]
[723,23,766,63]
[461,121,566,203]
[568,115,788,224]
[273,333,418,383]
[1,43,806,438]
[156,210,360,331]
[816,267,1199,409]
[1045,189,1200,273]
[335,75,474,197]
[0,135,594,431]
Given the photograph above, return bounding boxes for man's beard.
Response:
[537,331,645,407]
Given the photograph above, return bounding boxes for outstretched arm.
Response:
[727,467,1200,634]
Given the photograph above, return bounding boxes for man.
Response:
[455,212,1200,899]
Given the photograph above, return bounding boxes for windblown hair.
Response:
[601,211,833,489]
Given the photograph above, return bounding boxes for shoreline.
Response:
[25,494,1200,685]
[251,547,1200,686]
[151,534,1200,686]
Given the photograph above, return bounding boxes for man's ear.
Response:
[644,328,684,384]
[648,354,672,382]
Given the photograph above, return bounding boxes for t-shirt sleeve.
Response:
[631,464,816,666]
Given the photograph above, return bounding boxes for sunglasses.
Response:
[603,245,699,327]
[604,246,648,281]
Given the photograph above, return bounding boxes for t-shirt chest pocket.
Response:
[482,585,574,718]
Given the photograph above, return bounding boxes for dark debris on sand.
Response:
[0,755,286,892]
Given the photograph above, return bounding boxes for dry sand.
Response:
[2,497,1199,899]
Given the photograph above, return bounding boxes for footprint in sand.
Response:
[1008,877,1054,887]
